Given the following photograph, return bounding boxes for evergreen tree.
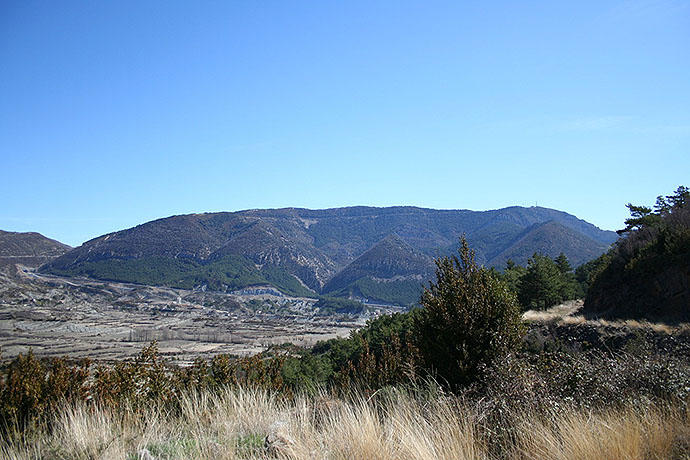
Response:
[617,187,689,236]
[617,204,659,235]
[519,253,563,310]
[502,259,526,300]
[654,185,689,214]
[554,252,572,273]
[414,237,524,389]
[554,252,581,300]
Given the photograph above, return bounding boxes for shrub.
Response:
[0,351,90,429]
[414,237,524,389]
[308,311,421,391]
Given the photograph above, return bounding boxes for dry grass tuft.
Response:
[511,405,687,460]
[559,315,586,325]
[523,300,584,323]
[523,300,688,335]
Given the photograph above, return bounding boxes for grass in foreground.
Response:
[2,388,689,460]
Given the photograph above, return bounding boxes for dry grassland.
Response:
[2,388,688,460]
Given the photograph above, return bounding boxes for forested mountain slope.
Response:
[42,206,616,304]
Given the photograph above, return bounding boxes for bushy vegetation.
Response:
[479,335,690,413]
[0,352,90,427]
[584,186,690,321]
[3,336,690,459]
[3,332,690,459]
[414,237,524,388]
[500,252,582,311]
[0,343,287,431]
[310,311,420,389]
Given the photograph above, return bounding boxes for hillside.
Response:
[322,234,436,306]
[42,206,616,304]
[487,220,613,268]
[0,230,71,269]
[583,187,690,322]
[208,220,336,291]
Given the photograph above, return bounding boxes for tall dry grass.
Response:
[511,405,688,460]
[1,388,688,460]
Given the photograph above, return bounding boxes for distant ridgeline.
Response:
[41,206,616,306]
[0,230,71,269]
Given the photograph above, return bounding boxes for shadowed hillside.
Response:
[322,234,435,306]
[583,186,690,322]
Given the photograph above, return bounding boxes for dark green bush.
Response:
[414,237,525,389]
[306,311,420,391]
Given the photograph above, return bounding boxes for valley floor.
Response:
[0,267,386,364]
[2,264,687,366]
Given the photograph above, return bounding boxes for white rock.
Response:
[137,448,155,460]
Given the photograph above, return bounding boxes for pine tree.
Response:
[554,252,581,300]
[554,252,572,273]
[519,253,563,310]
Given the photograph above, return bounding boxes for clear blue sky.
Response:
[1,1,688,247]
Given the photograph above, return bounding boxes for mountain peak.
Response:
[322,233,435,295]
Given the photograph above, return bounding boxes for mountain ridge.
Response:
[41,205,617,305]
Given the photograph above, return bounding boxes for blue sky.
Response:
[1,1,688,247]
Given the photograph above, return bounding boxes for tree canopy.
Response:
[501,252,582,311]
[617,186,689,235]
